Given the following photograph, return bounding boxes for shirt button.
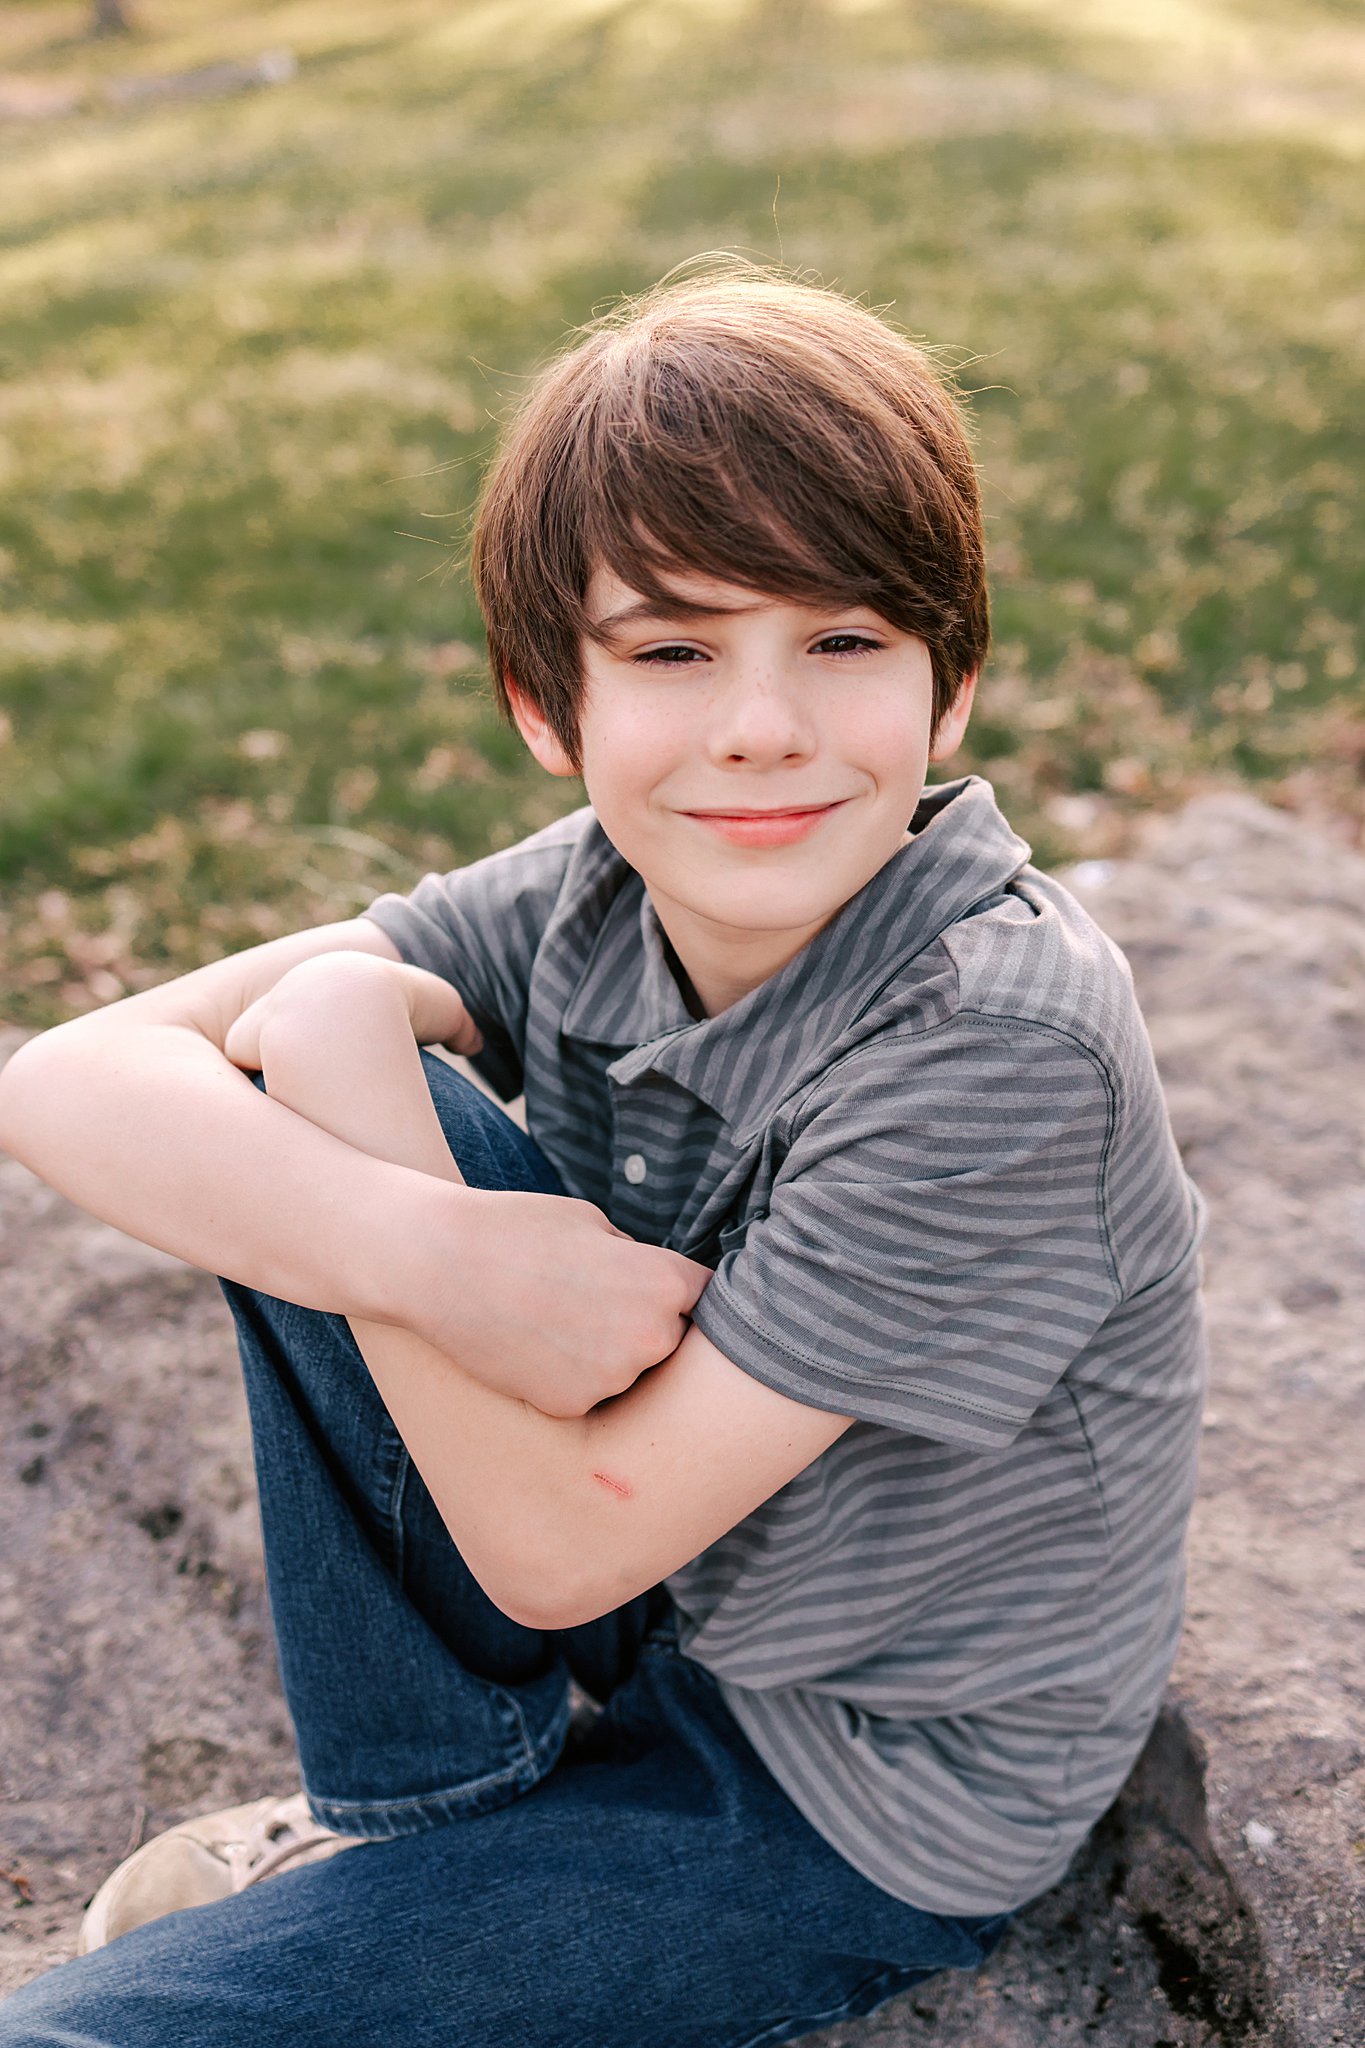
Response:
[623,1153,648,1185]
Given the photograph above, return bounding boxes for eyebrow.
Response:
[588,595,767,638]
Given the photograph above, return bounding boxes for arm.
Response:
[364,1317,852,1628]
[245,957,855,1627]
[0,926,702,1414]
[0,918,433,1319]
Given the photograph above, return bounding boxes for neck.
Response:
[645,826,918,1018]
[648,892,831,1017]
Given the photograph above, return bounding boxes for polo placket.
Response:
[606,1072,677,1243]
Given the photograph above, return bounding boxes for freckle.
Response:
[592,1470,633,1500]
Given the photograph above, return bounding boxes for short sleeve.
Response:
[689,1017,1122,1447]
[363,809,591,1100]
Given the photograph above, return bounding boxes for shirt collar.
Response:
[563,777,1030,1141]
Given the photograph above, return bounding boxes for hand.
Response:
[408,1187,712,1418]
[223,954,483,1072]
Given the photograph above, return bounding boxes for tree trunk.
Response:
[92,0,134,35]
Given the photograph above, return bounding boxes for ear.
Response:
[928,670,977,763]
[504,677,579,778]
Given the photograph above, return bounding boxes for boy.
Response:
[0,269,1205,2048]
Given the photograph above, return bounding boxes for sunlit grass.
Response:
[1,0,1361,1023]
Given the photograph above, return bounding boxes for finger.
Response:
[223,1002,263,1068]
[441,1015,484,1056]
[679,1268,710,1310]
[643,1249,708,1311]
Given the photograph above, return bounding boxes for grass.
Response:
[1,0,1361,1024]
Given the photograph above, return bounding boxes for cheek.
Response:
[580,695,690,799]
[846,644,938,770]
[842,690,933,777]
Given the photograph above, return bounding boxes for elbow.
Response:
[0,1030,62,1163]
[498,1584,620,1632]
[493,1585,569,1631]
[423,1453,647,1632]
[0,1041,24,1154]
[499,1581,616,1632]
[460,1540,625,1633]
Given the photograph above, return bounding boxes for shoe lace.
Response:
[223,1795,343,1892]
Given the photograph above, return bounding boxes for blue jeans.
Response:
[0,1056,1006,2048]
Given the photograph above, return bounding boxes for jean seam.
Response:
[386,1438,410,1588]
[499,1664,553,1774]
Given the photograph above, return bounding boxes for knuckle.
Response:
[599,1364,628,1404]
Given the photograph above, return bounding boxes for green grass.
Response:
[1,0,1362,1023]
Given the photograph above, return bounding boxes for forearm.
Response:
[0,952,469,1326]
[5,1020,471,1322]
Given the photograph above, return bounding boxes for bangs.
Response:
[575,390,901,638]
[575,322,967,643]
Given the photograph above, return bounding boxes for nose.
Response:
[704,659,816,770]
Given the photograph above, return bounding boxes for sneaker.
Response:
[77,1791,367,1952]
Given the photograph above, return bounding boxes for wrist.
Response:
[393,963,481,1051]
[359,1172,488,1335]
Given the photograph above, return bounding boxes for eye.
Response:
[632,642,707,667]
[813,631,884,657]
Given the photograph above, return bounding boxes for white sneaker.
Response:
[77,1791,367,1952]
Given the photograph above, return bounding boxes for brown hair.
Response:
[471,262,989,766]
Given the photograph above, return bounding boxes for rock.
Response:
[0,1086,293,1984]
[1,790,1361,2041]
[1059,794,1365,2048]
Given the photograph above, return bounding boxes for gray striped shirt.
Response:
[366,775,1206,1915]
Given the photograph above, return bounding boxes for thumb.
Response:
[678,1254,713,1307]
[441,999,484,1058]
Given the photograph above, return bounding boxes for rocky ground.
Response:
[1,791,1361,2044]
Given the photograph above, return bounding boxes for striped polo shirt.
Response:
[366,775,1206,1916]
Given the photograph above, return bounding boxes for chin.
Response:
[689,879,853,934]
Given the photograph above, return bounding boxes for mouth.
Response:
[680,800,850,848]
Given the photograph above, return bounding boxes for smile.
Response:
[681,801,849,848]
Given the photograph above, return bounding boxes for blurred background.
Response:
[1,0,1360,1028]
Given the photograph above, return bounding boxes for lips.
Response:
[681,800,848,847]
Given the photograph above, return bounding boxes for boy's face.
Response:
[510,566,975,1010]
